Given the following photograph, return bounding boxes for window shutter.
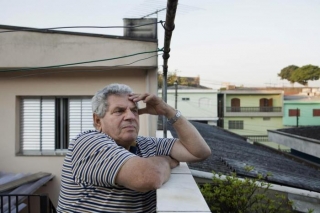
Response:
[41,99,55,150]
[313,109,320,116]
[69,98,93,142]
[21,98,55,151]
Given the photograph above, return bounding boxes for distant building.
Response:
[268,126,320,164]
[159,85,218,126]
[218,88,288,150]
[283,95,320,127]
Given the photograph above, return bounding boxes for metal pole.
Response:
[162,0,179,138]
[296,108,299,127]
[174,80,178,109]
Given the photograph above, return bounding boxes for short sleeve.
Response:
[70,131,136,187]
[154,137,177,156]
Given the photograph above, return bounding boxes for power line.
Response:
[0,21,164,34]
[4,54,162,80]
[0,49,163,73]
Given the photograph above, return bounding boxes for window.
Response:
[313,109,320,116]
[259,98,273,112]
[263,117,271,121]
[231,98,240,112]
[228,120,243,129]
[289,109,300,117]
[182,97,190,101]
[20,97,93,154]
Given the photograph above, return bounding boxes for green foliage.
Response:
[278,65,299,84]
[158,71,178,88]
[291,65,320,86]
[158,71,200,88]
[278,64,320,86]
[199,169,294,213]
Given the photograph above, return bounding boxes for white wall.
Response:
[0,28,158,67]
[159,89,218,121]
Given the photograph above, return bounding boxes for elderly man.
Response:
[57,83,211,212]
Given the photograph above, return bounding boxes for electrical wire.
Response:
[0,49,163,73]
[5,54,162,80]
[0,21,165,34]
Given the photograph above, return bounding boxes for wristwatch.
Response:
[167,110,182,124]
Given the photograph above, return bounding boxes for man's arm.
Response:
[129,93,212,163]
[163,107,212,162]
[116,155,178,192]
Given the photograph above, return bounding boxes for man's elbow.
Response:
[203,148,212,159]
[130,165,168,192]
[134,173,165,192]
[198,148,211,161]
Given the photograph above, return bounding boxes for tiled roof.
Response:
[277,126,320,141]
[168,122,320,193]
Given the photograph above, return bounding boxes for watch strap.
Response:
[167,110,181,124]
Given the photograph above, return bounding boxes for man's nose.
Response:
[124,109,136,120]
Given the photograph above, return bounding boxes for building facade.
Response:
[283,95,320,127]
[218,89,288,150]
[0,20,158,205]
[159,86,218,126]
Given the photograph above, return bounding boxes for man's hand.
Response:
[129,93,176,118]
[129,93,211,163]
[163,156,180,169]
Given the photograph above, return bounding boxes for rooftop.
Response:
[277,126,320,141]
[168,122,320,193]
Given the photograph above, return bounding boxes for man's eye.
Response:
[114,110,124,114]
[132,109,139,114]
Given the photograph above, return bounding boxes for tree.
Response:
[158,71,201,88]
[290,65,320,86]
[278,65,299,85]
[158,71,178,88]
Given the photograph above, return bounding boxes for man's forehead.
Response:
[107,94,137,108]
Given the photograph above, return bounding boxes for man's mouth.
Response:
[122,125,136,130]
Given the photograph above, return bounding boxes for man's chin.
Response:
[122,133,138,143]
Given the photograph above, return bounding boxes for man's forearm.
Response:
[116,155,178,192]
[168,110,211,160]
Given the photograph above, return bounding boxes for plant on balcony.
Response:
[199,167,314,213]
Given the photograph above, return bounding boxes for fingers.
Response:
[138,108,148,115]
[129,93,151,103]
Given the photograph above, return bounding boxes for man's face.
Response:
[95,94,139,149]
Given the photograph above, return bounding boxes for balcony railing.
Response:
[0,194,56,213]
[226,107,282,112]
[243,135,269,142]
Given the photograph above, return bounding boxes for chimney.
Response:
[123,18,157,39]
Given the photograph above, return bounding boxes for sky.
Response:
[1,0,320,89]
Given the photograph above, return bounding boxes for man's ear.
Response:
[93,114,102,131]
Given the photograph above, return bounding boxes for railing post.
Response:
[39,194,48,213]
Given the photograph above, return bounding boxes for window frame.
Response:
[228,120,244,129]
[19,96,93,156]
[289,109,300,117]
[313,109,320,117]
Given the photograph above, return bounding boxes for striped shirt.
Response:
[57,130,176,213]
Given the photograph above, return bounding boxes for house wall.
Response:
[283,102,320,126]
[159,89,218,122]
[226,94,282,107]
[0,69,157,206]
[0,29,158,67]
[224,117,283,135]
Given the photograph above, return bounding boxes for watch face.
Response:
[176,110,181,117]
[168,110,181,124]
